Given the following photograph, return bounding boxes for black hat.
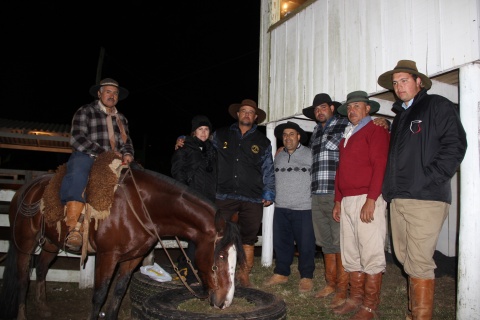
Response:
[191,115,212,132]
[302,93,341,120]
[89,78,129,101]
[274,121,308,144]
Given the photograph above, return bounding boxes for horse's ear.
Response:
[215,210,227,232]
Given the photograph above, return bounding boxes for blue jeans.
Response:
[60,151,95,204]
[273,207,316,278]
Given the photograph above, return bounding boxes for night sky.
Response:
[1,2,262,174]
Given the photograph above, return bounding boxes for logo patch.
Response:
[251,145,260,154]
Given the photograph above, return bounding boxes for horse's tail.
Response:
[0,240,20,319]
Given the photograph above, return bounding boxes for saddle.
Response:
[41,151,125,227]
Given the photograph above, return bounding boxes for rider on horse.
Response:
[60,78,134,251]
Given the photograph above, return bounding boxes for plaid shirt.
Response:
[69,101,134,157]
[309,115,349,194]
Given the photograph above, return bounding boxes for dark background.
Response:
[1,1,262,175]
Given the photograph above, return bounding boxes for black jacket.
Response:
[213,124,275,201]
[382,89,467,204]
[171,136,217,202]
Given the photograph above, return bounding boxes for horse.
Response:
[0,163,245,320]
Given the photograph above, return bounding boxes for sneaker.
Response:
[263,274,288,286]
[299,278,313,293]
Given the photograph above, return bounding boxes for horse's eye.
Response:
[219,254,225,260]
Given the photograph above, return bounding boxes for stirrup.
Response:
[66,230,83,251]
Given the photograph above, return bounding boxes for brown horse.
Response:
[0,164,244,320]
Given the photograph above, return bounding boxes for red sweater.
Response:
[334,121,390,202]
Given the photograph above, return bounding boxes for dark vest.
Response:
[215,126,270,199]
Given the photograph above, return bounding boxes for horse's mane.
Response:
[216,218,246,266]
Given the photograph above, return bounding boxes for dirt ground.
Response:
[1,249,456,320]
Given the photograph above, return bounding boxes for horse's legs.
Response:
[34,246,59,318]
[88,254,123,320]
[103,257,143,320]
[16,250,34,320]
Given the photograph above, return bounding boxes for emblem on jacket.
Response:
[223,142,228,149]
[251,145,260,154]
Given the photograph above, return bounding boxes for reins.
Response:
[118,166,219,298]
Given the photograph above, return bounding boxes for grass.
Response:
[179,253,456,319]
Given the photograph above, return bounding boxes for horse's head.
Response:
[201,211,244,309]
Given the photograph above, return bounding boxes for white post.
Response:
[79,255,95,289]
[261,122,277,267]
[458,62,480,319]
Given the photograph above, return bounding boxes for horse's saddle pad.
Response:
[41,151,124,225]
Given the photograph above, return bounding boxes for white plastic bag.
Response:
[140,262,172,282]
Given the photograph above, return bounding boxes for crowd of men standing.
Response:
[168,58,467,320]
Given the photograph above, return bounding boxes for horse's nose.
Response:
[209,296,226,309]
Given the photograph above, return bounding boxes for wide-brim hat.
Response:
[89,78,129,101]
[228,99,266,124]
[377,60,432,90]
[337,91,380,116]
[274,121,308,144]
[302,93,342,120]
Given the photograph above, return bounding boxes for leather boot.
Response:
[333,271,365,315]
[315,253,336,298]
[65,201,85,251]
[329,253,349,308]
[406,277,413,320]
[237,245,255,287]
[411,277,435,320]
[350,273,382,320]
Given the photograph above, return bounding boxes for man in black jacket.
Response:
[378,60,467,319]
[175,99,275,287]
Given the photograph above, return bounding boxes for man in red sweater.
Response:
[331,91,390,320]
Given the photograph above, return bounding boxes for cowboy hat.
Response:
[302,93,341,120]
[337,91,380,116]
[228,99,266,124]
[377,60,432,90]
[274,121,308,144]
[89,78,129,101]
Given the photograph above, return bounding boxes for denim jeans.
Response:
[273,207,316,278]
[60,151,95,204]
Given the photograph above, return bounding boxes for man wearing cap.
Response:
[302,93,351,306]
[263,121,315,293]
[60,78,134,251]
[175,99,275,287]
[331,91,390,319]
[378,60,467,319]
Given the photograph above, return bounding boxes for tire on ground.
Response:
[136,287,287,320]
[129,270,183,314]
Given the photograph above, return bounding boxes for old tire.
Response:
[129,270,183,316]
[135,287,287,320]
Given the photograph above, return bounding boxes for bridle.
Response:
[118,166,222,298]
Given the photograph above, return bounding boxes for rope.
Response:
[119,166,212,298]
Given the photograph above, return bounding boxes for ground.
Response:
[2,249,456,320]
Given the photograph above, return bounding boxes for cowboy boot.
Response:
[333,271,365,315]
[237,245,255,287]
[406,277,413,320]
[329,252,349,308]
[411,277,435,320]
[350,272,382,320]
[65,201,85,250]
[315,253,336,298]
